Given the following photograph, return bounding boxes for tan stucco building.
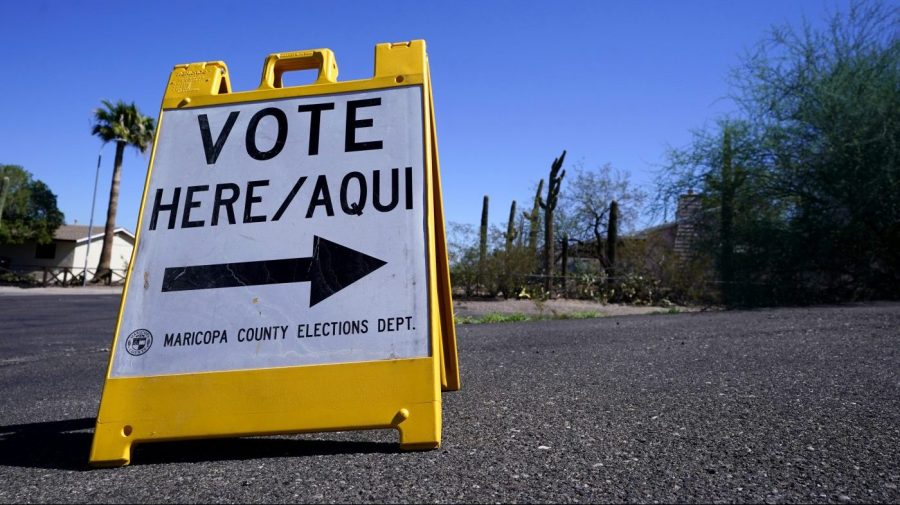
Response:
[0,224,135,282]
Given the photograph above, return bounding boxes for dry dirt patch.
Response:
[453,298,688,319]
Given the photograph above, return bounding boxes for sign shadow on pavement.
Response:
[0,417,397,470]
[0,418,95,471]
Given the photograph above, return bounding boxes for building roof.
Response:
[54,225,135,243]
[630,221,677,238]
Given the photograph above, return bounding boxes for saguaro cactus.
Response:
[606,200,618,279]
[720,127,736,304]
[503,200,518,299]
[505,201,517,253]
[561,233,569,293]
[524,179,544,257]
[478,195,489,289]
[0,176,9,229]
[516,214,525,248]
[541,150,566,293]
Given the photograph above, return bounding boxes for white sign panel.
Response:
[110,86,429,377]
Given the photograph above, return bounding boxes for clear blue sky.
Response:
[0,0,852,232]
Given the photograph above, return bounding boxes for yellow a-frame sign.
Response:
[90,40,459,467]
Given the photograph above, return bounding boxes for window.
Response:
[35,243,56,259]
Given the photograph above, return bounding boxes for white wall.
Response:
[0,233,133,283]
[71,234,134,277]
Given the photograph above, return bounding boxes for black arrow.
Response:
[161,235,387,307]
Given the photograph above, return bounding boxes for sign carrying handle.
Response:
[259,49,339,89]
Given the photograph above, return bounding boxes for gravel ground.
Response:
[1,297,897,503]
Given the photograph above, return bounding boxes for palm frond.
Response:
[90,99,156,150]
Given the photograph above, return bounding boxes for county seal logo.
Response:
[125,329,153,356]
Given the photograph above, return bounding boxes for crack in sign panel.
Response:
[170,268,186,285]
[225,263,249,287]
[310,237,320,274]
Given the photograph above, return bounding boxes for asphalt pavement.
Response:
[0,294,898,503]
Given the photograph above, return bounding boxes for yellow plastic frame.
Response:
[90,40,459,467]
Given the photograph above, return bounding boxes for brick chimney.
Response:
[674,191,702,260]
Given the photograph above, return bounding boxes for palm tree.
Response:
[91,100,155,283]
